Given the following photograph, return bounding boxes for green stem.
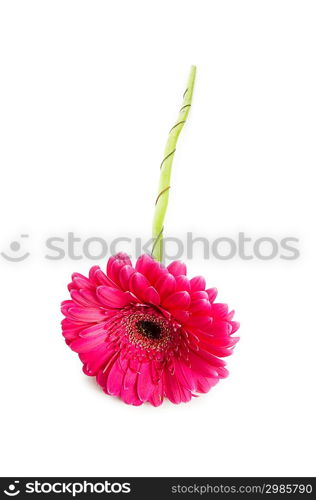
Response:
[151,65,196,262]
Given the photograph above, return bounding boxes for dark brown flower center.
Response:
[136,320,162,340]
[125,310,175,352]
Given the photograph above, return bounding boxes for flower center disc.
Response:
[125,311,174,352]
[136,320,162,339]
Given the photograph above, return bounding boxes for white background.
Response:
[0,0,315,477]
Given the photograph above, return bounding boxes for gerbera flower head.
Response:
[61,253,239,406]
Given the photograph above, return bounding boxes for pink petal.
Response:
[206,288,218,302]
[121,369,143,406]
[96,352,119,392]
[216,366,230,378]
[149,378,164,407]
[150,360,163,384]
[81,345,115,376]
[178,384,192,402]
[190,276,206,292]
[88,266,101,285]
[119,265,135,290]
[62,318,85,335]
[227,310,235,320]
[107,253,132,284]
[78,322,106,338]
[94,269,115,287]
[96,286,134,308]
[144,286,161,306]
[67,281,76,292]
[62,329,81,343]
[61,317,78,328]
[162,291,191,310]
[79,289,100,307]
[61,300,74,316]
[190,299,212,315]
[171,309,190,323]
[123,365,138,390]
[212,303,229,319]
[70,333,106,353]
[191,291,209,301]
[128,358,141,373]
[201,345,233,357]
[155,274,176,300]
[135,254,162,283]
[71,274,94,290]
[187,314,213,329]
[195,376,219,394]
[107,358,126,396]
[175,275,191,292]
[67,307,105,322]
[194,346,226,366]
[167,261,187,276]
[137,362,155,402]
[230,321,240,334]
[208,336,240,348]
[163,369,181,404]
[174,358,196,391]
[108,260,125,286]
[210,320,232,336]
[129,272,150,302]
[70,290,93,307]
[188,350,221,378]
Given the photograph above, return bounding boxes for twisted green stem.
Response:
[151,65,196,262]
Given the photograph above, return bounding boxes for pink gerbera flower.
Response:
[61,67,240,405]
[61,253,239,406]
